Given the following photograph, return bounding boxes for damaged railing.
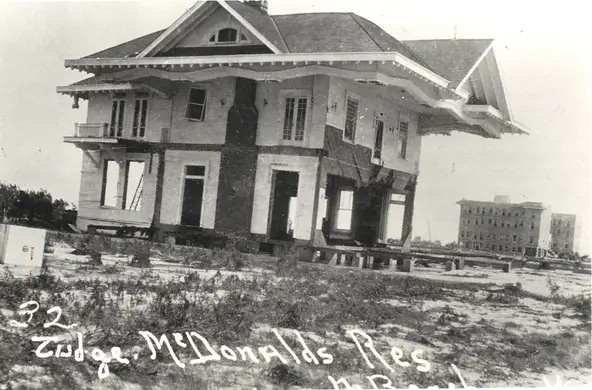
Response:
[74,123,110,138]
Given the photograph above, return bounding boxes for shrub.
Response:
[88,250,102,266]
[266,363,304,388]
[211,291,254,342]
[130,246,151,268]
[485,293,519,305]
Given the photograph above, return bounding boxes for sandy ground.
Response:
[1,241,591,389]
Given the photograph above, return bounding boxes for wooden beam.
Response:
[83,150,99,168]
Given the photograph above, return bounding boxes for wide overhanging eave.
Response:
[64,51,453,90]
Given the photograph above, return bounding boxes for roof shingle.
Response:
[403,39,493,88]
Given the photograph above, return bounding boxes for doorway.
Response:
[180,165,205,227]
[269,170,299,241]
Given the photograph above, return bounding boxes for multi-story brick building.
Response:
[550,213,580,255]
[457,195,551,257]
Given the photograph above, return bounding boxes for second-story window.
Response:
[344,94,359,142]
[132,93,149,138]
[397,120,409,159]
[186,88,207,121]
[109,98,126,137]
[282,95,308,141]
[373,118,384,160]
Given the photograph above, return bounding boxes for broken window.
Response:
[373,118,384,160]
[186,88,207,121]
[123,161,145,211]
[397,120,409,159]
[335,189,354,231]
[132,94,149,137]
[101,160,119,207]
[109,98,126,137]
[282,96,308,141]
[344,95,359,142]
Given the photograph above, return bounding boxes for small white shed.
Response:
[0,224,46,268]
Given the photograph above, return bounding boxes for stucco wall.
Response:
[159,150,221,229]
[250,154,320,240]
[255,76,328,149]
[76,150,157,230]
[85,77,235,144]
[325,77,421,175]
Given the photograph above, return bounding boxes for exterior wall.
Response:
[76,150,158,230]
[250,154,320,241]
[550,214,578,253]
[85,77,235,144]
[326,77,421,175]
[457,200,549,255]
[255,76,328,149]
[159,150,222,229]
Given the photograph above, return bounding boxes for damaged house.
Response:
[57,0,526,254]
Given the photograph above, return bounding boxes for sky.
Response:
[0,0,590,253]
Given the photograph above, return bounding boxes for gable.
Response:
[140,0,283,57]
[158,5,273,56]
[403,39,493,88]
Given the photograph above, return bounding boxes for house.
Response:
[57,0,527,254]
[457,196,551,258]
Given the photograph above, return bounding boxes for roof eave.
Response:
[65,51,453,90]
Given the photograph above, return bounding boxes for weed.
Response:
[485,293,519,305]
[266,363,304,388]
[546,276,561,296]
[130,245,151,268]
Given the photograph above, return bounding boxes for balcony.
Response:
[64,123,152,151]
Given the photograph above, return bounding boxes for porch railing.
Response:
[74,123,110,138]
[73,123,146,139]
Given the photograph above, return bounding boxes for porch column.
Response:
[150,149,166,241]
[401,176,417,253]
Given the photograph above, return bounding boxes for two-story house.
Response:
[57,0,526,253]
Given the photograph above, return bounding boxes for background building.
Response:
[457,195,551,257]
[550,213,580,255]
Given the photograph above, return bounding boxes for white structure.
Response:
[0,224,46,268]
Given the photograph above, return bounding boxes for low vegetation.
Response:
[1,235,590,389]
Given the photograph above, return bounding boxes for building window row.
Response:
[463,218,534,229]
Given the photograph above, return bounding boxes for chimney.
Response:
[244,0,268,13]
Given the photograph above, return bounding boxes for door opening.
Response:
[269,170,299,241]
[180,166,205,227]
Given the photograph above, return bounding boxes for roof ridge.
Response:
[269,10,289,53]
[403,38,494,42]
[349,13,382,52]
[272,11,353,17]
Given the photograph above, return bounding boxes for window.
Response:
[101,160,119,207]
[373,118,384,160]
[109,98,126,137]
[397,120,409,159]
[529,236,534,244]
[530,222,535,230]
[123,161,145,211]
[208,28,248,44]
[492,233,496,240]
[513,235,517,242]
[186,88,207,121]
[344,95,359,142]
[132,96,148,138]
[335,190,354,231]
[282,96,308,141]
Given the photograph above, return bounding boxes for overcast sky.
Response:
[0,0,590,253]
